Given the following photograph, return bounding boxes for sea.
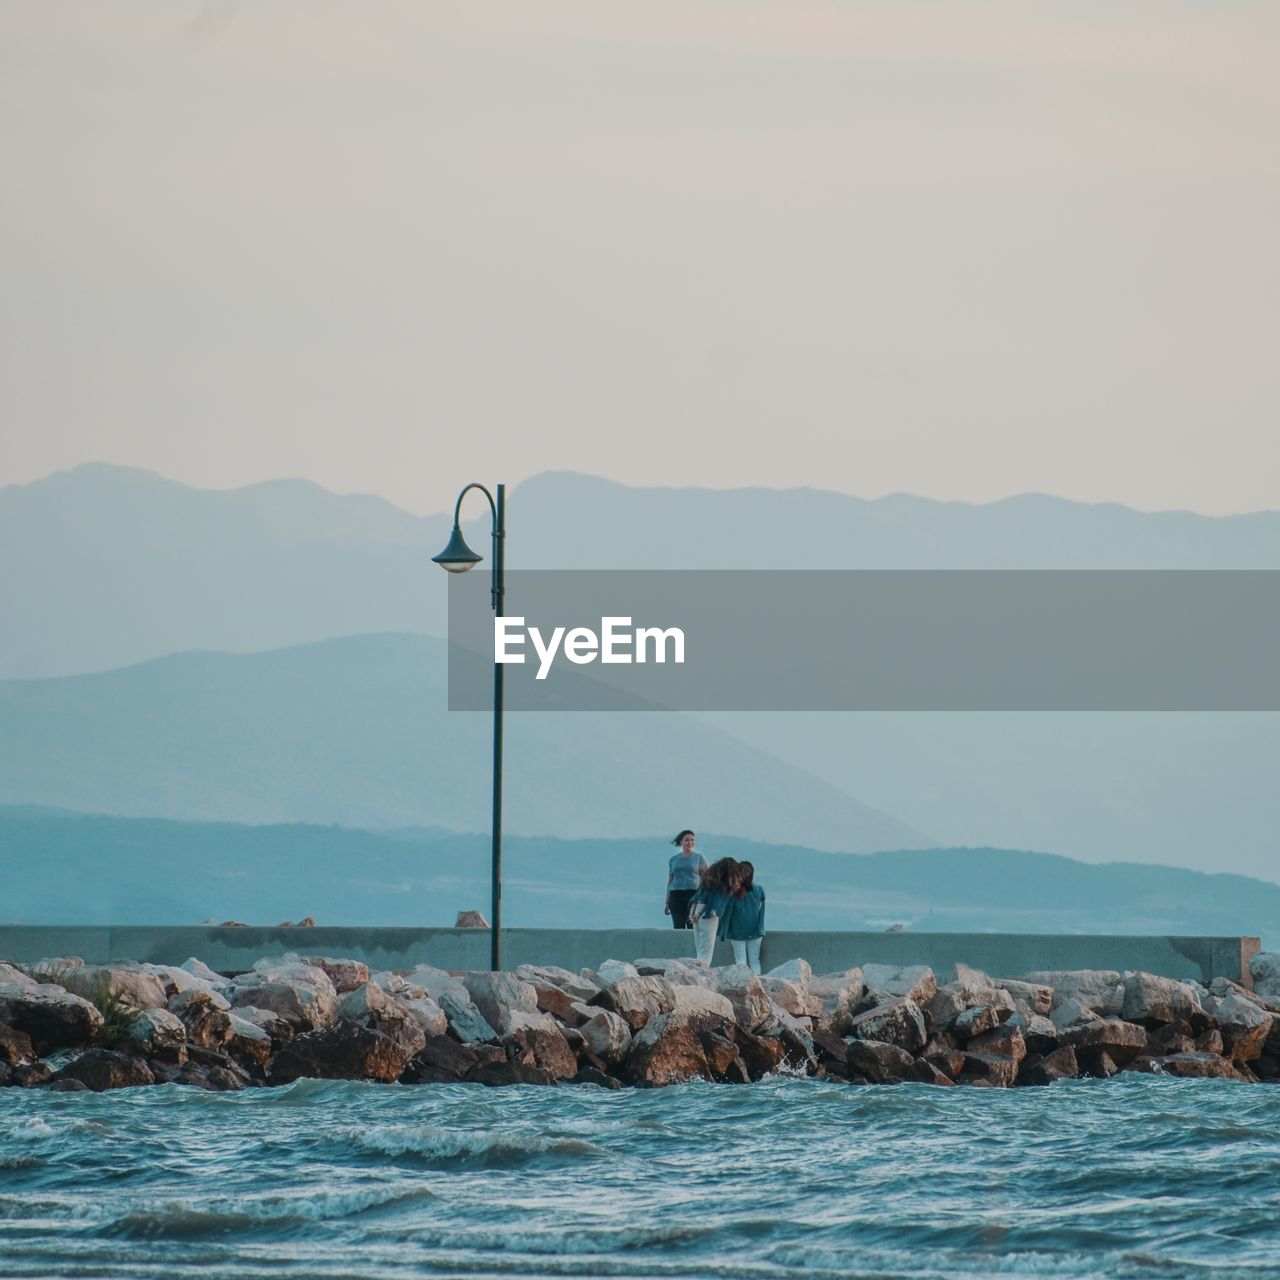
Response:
[2,1074,1278,1280]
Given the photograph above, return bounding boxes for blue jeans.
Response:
[731,936,762,974]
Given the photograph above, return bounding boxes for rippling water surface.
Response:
[3,1075,1279,1279]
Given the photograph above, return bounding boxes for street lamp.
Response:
[432,482,506,972]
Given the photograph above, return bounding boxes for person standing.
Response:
[722,860,766,974]
[690,856,738,965]
[664,829,706,929]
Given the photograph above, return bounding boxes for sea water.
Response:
[2,1074,1278,1279]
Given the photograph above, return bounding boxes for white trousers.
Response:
[693,914,719,965]
[731,936,763,974]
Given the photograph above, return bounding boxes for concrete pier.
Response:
[0,925,1260,985]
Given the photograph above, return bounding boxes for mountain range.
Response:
[4,807,1277,946]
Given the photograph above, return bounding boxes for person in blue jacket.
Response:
[689,857,737,965]
[722,860,766,974]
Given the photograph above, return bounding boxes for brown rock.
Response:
[734,1027,787,1079]
[697,1030,743,1079]
[1122,972,1208,1031]
[57,1049,155,1092]
[12,1061,54,1088]
[622,1014,709,1086]
[1060,1018,1148,1064]
[402,1034,503,1083]
[910,1058,956,1086]
[1209,991,1273,1063]
[848,998,927,1054]
[1155,1052,1240,1080]
[953,1005,1001,1039]
[926,1048,968,1079]
[455,911,490,928]
[590,976,676,1033]
[958,1052,1017,1087]
[308,957,370,994]
[505,1026,577,1082]
[968,1023,1026,1067]
[573,1065,623,1088]
[0,1022,36,1067]
[0,982,104,1054]
[844,1038,914,1083]
[170,990,233,1049]
[270,1020,410,1084]
[467,1059,557,1086]
[1019,1046,1079,1085]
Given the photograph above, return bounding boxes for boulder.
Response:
[466,1059,557,1086]
[995,979,1054,1018]
[229,966,338,1032]
[623,1013,709,1086]
[578,1009,633,1066]
[766,958,813,985]
[968,1023,1026,1067]
[810,970,866,1024]
[698,1030,746,1081]
[1024,970,1124,1017]
[57,1048,155,1091]
[514,965,601,1017]
[844,1038,914,1083]
[590,976,676,1033]
[596,960,641,988]
[669,985,737,1031]
[1155,1052,1240,1080]
[953,1005,1001,1039]
[761,977,821,1019]
[860,964,937,1008]
[711,968,771,1032]
[0,981,104,1053]
[237,1005,294,1046]
[945,963,993,987]
[1050,998,1097,1032]
[1019,1046,1079,1085]
[0,963,36,988]
[307,956,370,994]
[910,1058,956,1086]
[225,1013,273,1068]
[124,1008,187,1060]
[847,998,927,1054]
[1008,1012,1060,1055]
[0,1022,36,1067]
[461,973,539,1034]
[1206,991,1273,1063]
[504,1026,577,1082]
[270,1020,411,1084]
[1122,972,1207,1029]
[455,910,489,928]
[338,982,426,1057]
[402,1034,504,1083]
[402,997,448,1038]
[65,964,168,1011]
[11,1061,54,1088]
[1059,1018,1149,1064]
[170,990,232,1049]
[142,964,226,1000]
[168,985,230,1013]
[180,957,229,985]
[632,959,714,989]
[1250,952,1280,1003]
[925,1046,968,1079]
[437,991,498,1044]
[734,1028,787,1079]
[925,982,1015,1033]
[958,1052,1017,1087]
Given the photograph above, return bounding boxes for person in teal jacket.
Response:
[689,857,737,965]
[721,860,765,974]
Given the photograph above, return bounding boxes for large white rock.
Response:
[338,981,426,1057]
[578,1009,632,1065]
[180,957,229,985]
[632,959,715,989]
[65,964,168,1010]
[437,990,498,1044]
[766,958,813,985]
[596,960,641,988]
[860,964,937,1008]
[124,1007,187,1056]
[712,967,771,1032]
[0,963,36,988]
[461,972,538,1032]
[515,965,601,1003]
[1207,991,1273,1063]
[229,965,338,1031]
[1023,970,1125,1017]
[669,985,736,1029]
[761,977,821,1019]
[1250,953,1280,1003]
[142,964,225,999]
[0,981,104,1051]
[1121,972,1205,1027]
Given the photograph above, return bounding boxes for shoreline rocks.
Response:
[2,951,1278,1093]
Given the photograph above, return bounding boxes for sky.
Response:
[2,1,1278,517]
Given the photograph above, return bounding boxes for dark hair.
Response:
[738,861,755,894]
[706,856,741,896]
[671,829,695,846]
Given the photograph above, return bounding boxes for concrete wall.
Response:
[0,925,1259,985]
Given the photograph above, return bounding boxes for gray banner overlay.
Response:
[446,570,1280,711]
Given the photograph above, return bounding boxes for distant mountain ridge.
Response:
[4,462,1280,680]
[3,806,1276,947]
[0,632,928,854]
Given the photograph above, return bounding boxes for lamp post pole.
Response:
[432,482,505,972]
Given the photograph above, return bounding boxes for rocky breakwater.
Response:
[3,953,1280,1092]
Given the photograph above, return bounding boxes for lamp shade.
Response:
[431,525,483,573]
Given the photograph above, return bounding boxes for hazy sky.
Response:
[2,1,1277,516]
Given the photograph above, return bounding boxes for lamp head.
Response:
[431,525,483,573]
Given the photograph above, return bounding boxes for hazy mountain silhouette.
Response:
[0,633,927,853]
[3,807,1276,946]
[5,463,1279,680]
